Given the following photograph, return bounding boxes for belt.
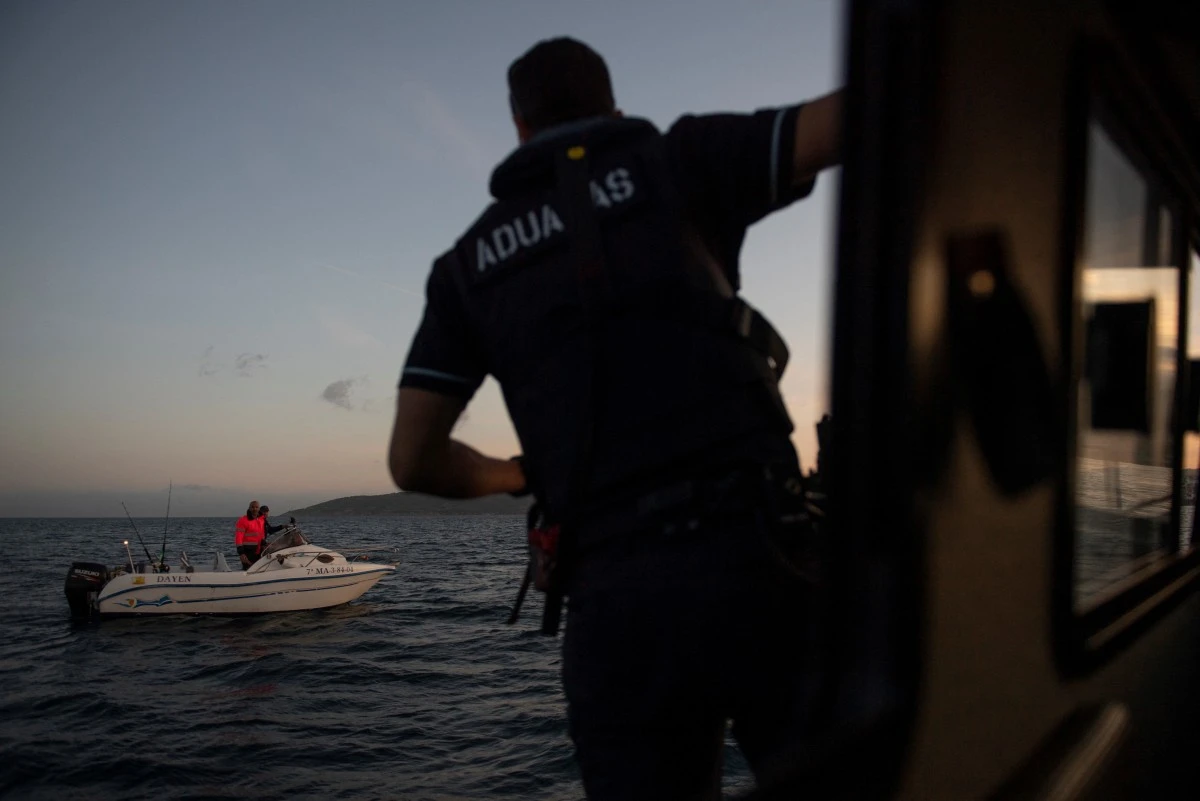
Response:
[574,465,763,551]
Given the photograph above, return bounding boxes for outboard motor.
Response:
[65,562,109,620]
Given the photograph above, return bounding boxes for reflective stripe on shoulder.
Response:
[402,366,475,385]
[769,107,788,207]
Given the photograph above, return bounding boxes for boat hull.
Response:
[95,564,394,615]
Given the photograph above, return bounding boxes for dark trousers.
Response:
[562,508,816,801]
[237,545,260,569]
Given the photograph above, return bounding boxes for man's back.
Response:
[387,36,842,800]
[401,111,816,515]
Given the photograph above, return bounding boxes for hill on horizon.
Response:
[285,492,530,517]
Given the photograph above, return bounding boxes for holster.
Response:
[528,517,561,592]
[507,500,568,634]
[758,464,825,585]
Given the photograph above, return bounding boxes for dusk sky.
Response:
[0,0,843,517]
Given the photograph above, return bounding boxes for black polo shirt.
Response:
[400,105,816,400]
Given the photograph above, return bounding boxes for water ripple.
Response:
[0,515,755,800]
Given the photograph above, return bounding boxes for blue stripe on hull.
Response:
[97,567,392,605]
[97,565,391,604]
[99,573,389,616]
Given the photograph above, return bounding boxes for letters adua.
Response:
[475,167,635,271]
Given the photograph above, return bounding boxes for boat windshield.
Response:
[262,527,309,557]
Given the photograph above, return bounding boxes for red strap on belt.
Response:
[528,524,561,556]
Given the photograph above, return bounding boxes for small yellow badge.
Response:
[133,576,145,585]
[567,145,586,160]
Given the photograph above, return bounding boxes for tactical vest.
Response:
[443,117,795,518]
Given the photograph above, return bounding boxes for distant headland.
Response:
[284,492,530,517]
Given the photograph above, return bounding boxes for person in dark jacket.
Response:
[258,506,296,553]
[387,36,841,800]
[258,505,292,537]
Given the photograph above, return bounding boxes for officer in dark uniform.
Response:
[388,37,841,801]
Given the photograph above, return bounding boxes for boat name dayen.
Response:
[156,575,193,583]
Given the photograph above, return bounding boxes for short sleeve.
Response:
[399,255,487,400]
[666,104,816,228]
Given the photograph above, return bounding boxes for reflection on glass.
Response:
[1074,122,1181,609]
[1183,249,1200,550]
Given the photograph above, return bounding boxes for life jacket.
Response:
[444,117,794,519]
[235,515,265,547]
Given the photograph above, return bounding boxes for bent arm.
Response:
[793,88,843,184]
[388,388,525,498]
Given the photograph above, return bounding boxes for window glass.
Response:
[1183,248,1200,550]
[1073,122,1182,608]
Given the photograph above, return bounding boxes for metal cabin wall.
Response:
[888,0,1200,797]
[893,2,1073,796]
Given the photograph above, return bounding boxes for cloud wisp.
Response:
[322,377,362,410]
[235,353,268,377]
[358,390,396,416]
[198,348,269,379]
[322,264,422,299]
[396,79,491,174]
[317,307,383,350]
[198,346,219,377]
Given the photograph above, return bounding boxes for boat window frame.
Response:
[1055,38,1200,678]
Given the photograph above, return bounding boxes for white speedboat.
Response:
[64,526,397,618]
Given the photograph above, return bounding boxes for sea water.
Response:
[0,516,757,800]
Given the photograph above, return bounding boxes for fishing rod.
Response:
[159,480,173,568]
[121,501,157,566]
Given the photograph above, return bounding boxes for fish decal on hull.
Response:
[123,595,174,609]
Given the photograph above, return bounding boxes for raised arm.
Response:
[793,88,843,184]
[388,387,526,498]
